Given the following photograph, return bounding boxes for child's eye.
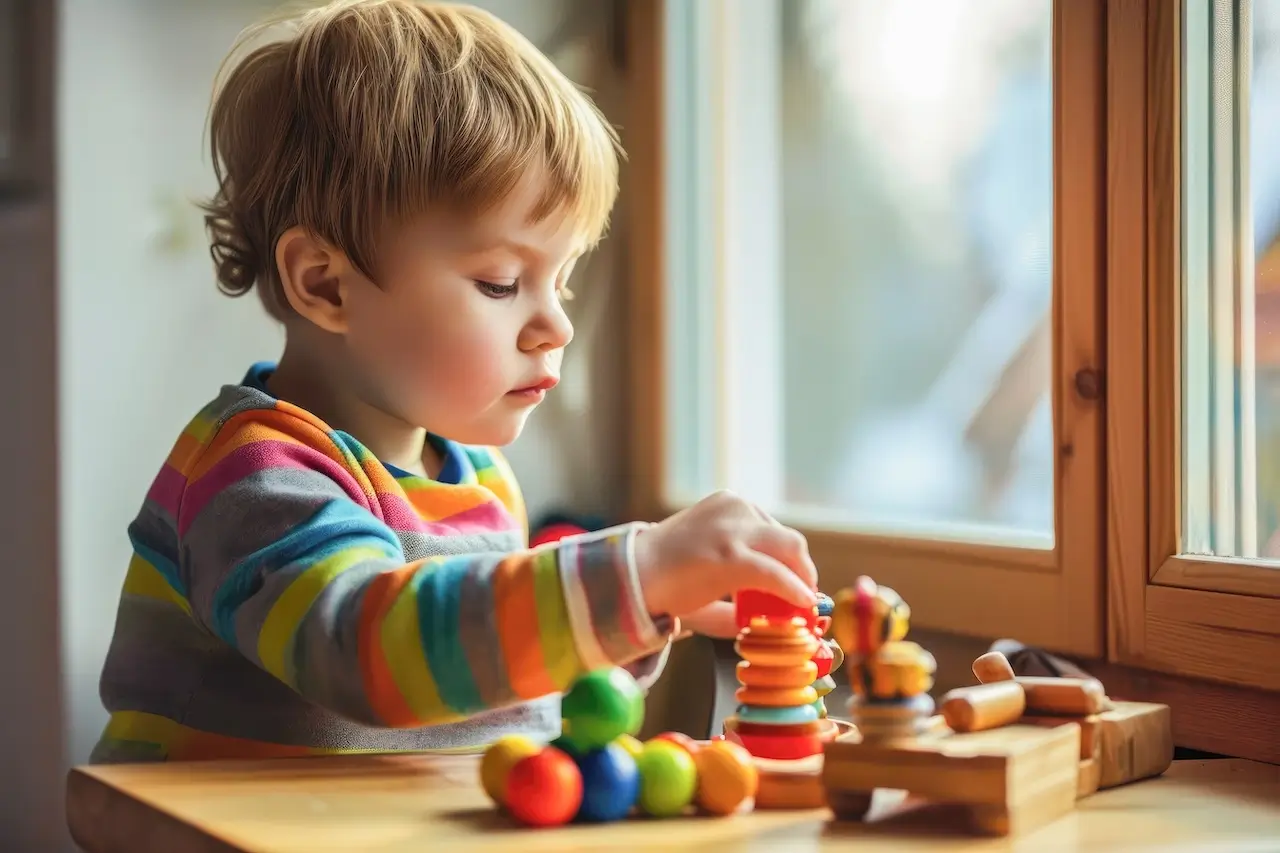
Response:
[475,280,518,299]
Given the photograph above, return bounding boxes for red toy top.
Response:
[733,589,818,632]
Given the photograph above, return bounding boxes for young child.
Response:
[91,0,817,764]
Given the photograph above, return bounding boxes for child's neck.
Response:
[267,341,440,478]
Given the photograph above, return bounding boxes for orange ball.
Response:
[694,740,758,815]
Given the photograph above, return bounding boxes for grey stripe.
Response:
[456,553,507,709]
[135,496,178,547]
[291,559,385,724]
[399,530,520,560]
[98,595,219,719]
[182,466,355,628]
[208,384,276,428]
[576,535,631,661]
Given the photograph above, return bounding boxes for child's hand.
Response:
[634,490,818,629]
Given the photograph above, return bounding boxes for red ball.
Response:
[651,731,702,758]
[504,748,583,827]
[530,523,588,548]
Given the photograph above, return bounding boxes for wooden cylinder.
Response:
[971,651,1016,683]
[939,681,1027,733]
[1018,676,1107,716]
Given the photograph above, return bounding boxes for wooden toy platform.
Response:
[741,700,1171,832]
[823,722,1081,836]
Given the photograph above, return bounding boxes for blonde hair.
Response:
[203,0,622,320]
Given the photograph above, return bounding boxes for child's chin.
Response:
[456,416,528,448]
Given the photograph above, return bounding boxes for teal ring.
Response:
[734,703,820,725]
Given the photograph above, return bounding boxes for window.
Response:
[1108,0,1280,697]
[625,0,1107,656]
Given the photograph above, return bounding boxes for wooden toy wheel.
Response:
[826,791,873,820]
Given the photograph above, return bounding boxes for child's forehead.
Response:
[416,197,587,261]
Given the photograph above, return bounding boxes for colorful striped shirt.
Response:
[90,363,672,763]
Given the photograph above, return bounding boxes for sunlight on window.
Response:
[1187,0,1280,562]
[665,0,1055,546]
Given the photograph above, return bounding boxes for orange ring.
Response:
[736,661,817,689]
[734,685,819,707]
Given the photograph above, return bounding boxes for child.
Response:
[90,0,817,764]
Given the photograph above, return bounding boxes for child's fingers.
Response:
[749,524,819,591]
[683,601,738,638]
[730,546,817,609]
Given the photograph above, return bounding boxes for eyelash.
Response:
[475,280,518,299]
[474,280,575,302]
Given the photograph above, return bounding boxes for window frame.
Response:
[1107,0,1280,695]
[623,0,1109,659]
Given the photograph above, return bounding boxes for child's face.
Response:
[343,173,584,447]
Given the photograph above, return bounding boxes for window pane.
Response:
[1182,0,1280,561]
[664,0,1055,546]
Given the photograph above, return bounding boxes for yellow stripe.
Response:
[381,563,464,724]
[257,545,388,684]
[532,549,578,688]
[100,711,484,760]
[121,554,192,615]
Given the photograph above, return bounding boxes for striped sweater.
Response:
[91,363,672,763]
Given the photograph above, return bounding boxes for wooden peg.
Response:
[972,651,1016,683]
[1019,677,1107,716]
[940,681,1027,733]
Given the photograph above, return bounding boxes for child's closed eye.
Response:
[475,279,518,298]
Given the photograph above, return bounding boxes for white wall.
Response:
[57,0,611,787]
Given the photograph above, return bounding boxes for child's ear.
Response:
[275,226,352,334]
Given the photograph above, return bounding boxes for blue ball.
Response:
[573,742,639,822]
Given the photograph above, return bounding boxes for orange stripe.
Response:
[492,554,556,698]
[186,410,349,482]
[173,732,321,762]
[358,565,420,726]
[166,430,208,475]
[400,486,490,522]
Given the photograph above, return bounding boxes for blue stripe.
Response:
[416,555,483,713]
[127,527,186,598]
[210,499,403,645]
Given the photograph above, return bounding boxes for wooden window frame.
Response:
[1107,0,1280,696]
[623,0,1109,659]
[623,0,1280,764]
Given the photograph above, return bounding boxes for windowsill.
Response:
[647,628,1278,765]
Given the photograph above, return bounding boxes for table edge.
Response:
[66,767,245,853]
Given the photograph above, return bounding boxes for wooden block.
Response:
[1018,713,1100,760]
[1095,701,1173,789]
[753,755,827,810]
[1077,756,1101,798]
[823,723,1081,836]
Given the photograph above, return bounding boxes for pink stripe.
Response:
[380,495,517,536]
[178,440,371,536]
[145,465,187,519]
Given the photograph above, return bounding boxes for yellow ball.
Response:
[479,734,541,805]
[694,740,758,815]
[613,733,644,761]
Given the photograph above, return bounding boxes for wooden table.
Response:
[67,755,1280,852]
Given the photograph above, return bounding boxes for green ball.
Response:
[636,740,698,817]
[559,667,644,752]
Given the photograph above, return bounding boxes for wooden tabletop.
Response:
[67,754,1280,852]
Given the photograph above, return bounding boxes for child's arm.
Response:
[176,414,673,728]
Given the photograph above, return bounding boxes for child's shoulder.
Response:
[166,362,342,476]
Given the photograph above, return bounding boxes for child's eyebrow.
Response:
[470,238,585,267]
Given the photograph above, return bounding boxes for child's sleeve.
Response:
[483,447,672,693]
[176,413,674,728]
